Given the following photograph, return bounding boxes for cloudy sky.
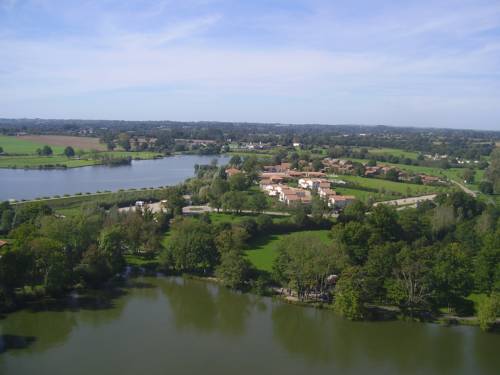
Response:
[1,0,499,129]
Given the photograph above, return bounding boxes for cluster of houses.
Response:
[257,163,355,210]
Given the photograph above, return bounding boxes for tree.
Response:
[273,233,335,300]
[64,146,75,158]
[221,191,246,213]
[229,173,248,191]
[31,237,70,295]
[479,181,494,194]
[311,159,323,171]
[385,168,400,182]
[229,155,242,167]
[208,177,229,211]
[338,200,367,223]
[216,250,251,289]
[98,225,126,275]
[0,146,3,154]
[117,133,131,151]
[331,222,370,265]
[485,148,500,193]
[248,192,267,213]
[387,246,433,313]
[462,168,475,184]
[474,229,500,293]
[162,218,217,274]
[432,243,473,311]
[477,293,500,332]
[334,266,365,320]
[368,205,401,243]
[37,145,53,156]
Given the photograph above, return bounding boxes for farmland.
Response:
[0,135,162,168]
[0,135,65,154]
[16,135,107,151]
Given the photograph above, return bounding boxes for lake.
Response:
[0,155,230,201]
[0,276,498,375]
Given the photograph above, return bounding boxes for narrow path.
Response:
[451,180,477,197]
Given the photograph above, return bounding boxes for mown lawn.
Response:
[245,230,331,272]
[0,135,65,155]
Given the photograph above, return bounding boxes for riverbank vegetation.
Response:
[1,121,500,332]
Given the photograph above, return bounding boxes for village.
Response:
[224,156,447,212]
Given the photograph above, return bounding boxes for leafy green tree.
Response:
[40,145,53,156]
[331,222,370,265]
[229,173,248,191]
[216,249,251,289]
[462,168,475,184]
[248,192,267,213]
[479,181,494,194]
[485,148,500,193]
[362,242,399,301]
[477,293,499,332]
[338,201,367,223]
[64,146,75,157]
[368,205,401,244]
[98,225,126,275]
[77,245,113,287]
[387,246,434,313]
[162,218,217,274]
[432,243,473,311]
[0,146,3,154]
[334,266,365,320]
[31,237,70,295]
[256,214,273,232]
[474,229,500,293]
[229,155,242,167]
[385,168,400,182]
[221,191,246,213]
[273,233,335,300]
[311,158,323,171]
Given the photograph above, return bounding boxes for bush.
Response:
[478,293,500,332]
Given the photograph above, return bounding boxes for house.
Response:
[318,187,337,200]
[225,167,242,177]
[0,240,8,249]
[298,178,331,190]
[278,187,312,205]
[328,195,356,209]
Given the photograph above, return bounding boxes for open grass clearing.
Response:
[245,230,331,272]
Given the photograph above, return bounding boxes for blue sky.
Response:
[1,0,500,129]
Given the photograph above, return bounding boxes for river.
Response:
[0,155,230,201]
[0,276,498,375]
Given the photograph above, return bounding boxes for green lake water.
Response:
[1,276,498,375]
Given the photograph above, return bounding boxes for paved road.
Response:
[373,194,437,207]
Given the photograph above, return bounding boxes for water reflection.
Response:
[0,276,498,375]
[159,277,251,336]
[271,303,471,374]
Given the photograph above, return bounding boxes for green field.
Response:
[364,147,419,159]
[0,155,101,168]
[0,135,65,154]
[0,151,162,169]
[337,175,451,196]
[245,230,331,272]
